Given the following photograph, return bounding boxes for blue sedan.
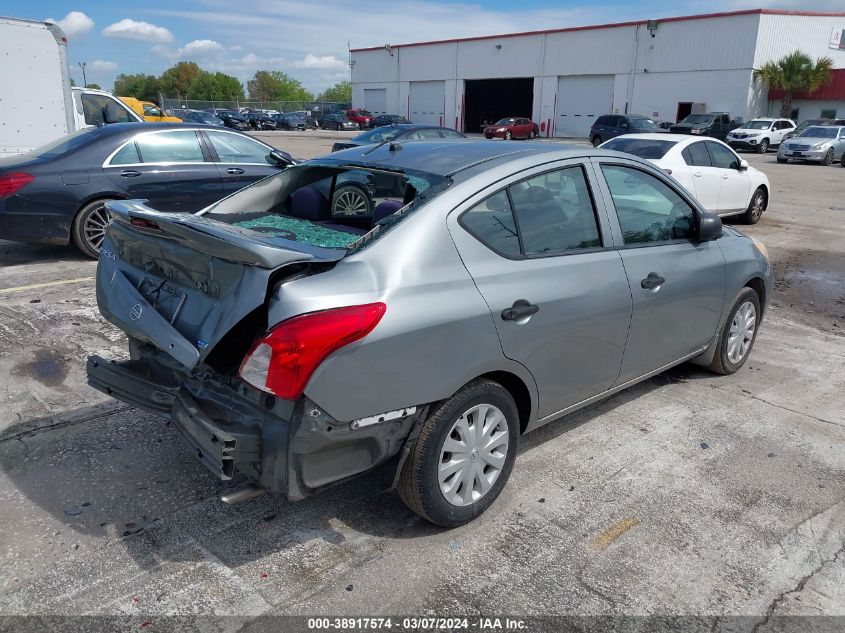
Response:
[0,123,292,257]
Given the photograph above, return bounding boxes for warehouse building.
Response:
[350,9,845,137]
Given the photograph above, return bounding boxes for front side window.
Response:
[135,131,205,163]
[601,164,696,245]
[206,131,272,164]
[705,141,740,169]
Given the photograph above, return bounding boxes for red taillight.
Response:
[239,303,386,400]
[0,172,34,198]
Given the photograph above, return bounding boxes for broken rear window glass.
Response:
[201,162,450,252]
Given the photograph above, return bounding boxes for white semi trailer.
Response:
[0,16,142,157]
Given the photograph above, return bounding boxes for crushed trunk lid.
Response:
[97,200,345,369]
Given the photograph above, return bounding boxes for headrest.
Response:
[372,199,403,223]
[289,187,330,221]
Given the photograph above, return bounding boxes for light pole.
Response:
[78,62,87,87]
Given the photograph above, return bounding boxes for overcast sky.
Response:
[5,0,841,94]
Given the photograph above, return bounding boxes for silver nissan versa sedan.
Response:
[87,140,772,527]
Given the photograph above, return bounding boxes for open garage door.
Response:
[554,75,614,138]
[409,81,445,126]
[464,78,533,133]
[364,88,387,116]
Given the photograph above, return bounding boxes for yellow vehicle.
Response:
[119,97,182,123]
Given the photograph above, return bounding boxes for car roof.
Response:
[323,140,603,177]
[602,133,682,141]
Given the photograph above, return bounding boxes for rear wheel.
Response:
[757,138,769,154]
[741,187,766,225]
[592,136,602,147]
[708,287,761,375]
[776,157,787,164]
[822,148,834,166]
[505,131,512,140]
[72,199,114,259]
[398,379,519,527]
[528,130,536,139]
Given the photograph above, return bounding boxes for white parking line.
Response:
[0,276,94,294]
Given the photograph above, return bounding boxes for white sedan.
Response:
[600,133,770,224]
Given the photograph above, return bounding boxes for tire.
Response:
[741,187,766,225]
[505,131,512,140]
[331,185,372,216]
[398,379,519,527]
[757,138,769,154]
[776,157,787,164]
[708,287,761,376]
[72,199,114,259]
[841,154,845,168]
[592,136,602,148]
[822,149,834,166]
[528,130,536,139]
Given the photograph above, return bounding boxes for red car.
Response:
[484,117,540,140]
[346,108,374,129]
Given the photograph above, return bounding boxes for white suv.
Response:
[726,118,795,153]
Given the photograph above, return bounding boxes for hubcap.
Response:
[438,404,509,507]
[727,301,756,364]
[83,205,110,252]
[333,189,369,215]
[751,193,764,220]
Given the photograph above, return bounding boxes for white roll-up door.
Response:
[364,89,388,116]
[409,81,445,126]
[554,75,614,138]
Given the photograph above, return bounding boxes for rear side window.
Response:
[705,141,740,169]
[681,142,712,167]
[602,137,678,159]
[461,166,601,257]
[136,131,205,163]
[461,191,521,257]
[110,142,140,165]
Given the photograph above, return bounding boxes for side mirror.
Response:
[738,159,748,171]
[698,212,722,242]
[269,149,295,167]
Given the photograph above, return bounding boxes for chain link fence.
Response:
[159,97,349,115]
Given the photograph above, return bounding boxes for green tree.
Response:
[188,71,244,101]
[113,73,160,102]
[247,70,312,103]
[754,51,834,118]
[70,78,77,87]
[317,80,351,103]
[159,61,201,97]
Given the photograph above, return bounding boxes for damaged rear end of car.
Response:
[87,159,446,500]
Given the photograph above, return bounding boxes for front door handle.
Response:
[641,272,666,290]
[721,173,729,179]
[119,170,141,178]
[693,172,703,178]
[226,167,245,175]
[501,299,539,322]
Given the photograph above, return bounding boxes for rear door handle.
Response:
[501,300,539,322]
[721,173,729,179]
[226,167,245,175]
[641,272,666,290]
[119,170,141,178]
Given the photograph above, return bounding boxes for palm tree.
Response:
[754,51,834,118]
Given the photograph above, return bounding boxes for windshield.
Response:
[740,121,773,130]
[682,115,715,125]
[602,137,678,159]
[353,127,404,143]
[800,126,838,139]
[495,118,516,125]
[629,118,658,130]
[202,163,450,252]
[27,127,98,159]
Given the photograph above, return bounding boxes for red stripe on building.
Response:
[768,69,845,101]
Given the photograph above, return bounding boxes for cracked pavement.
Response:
[0,138,843,627]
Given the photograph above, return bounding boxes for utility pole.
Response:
[78,61,87,87]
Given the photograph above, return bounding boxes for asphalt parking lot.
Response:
[0,131,843,627]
